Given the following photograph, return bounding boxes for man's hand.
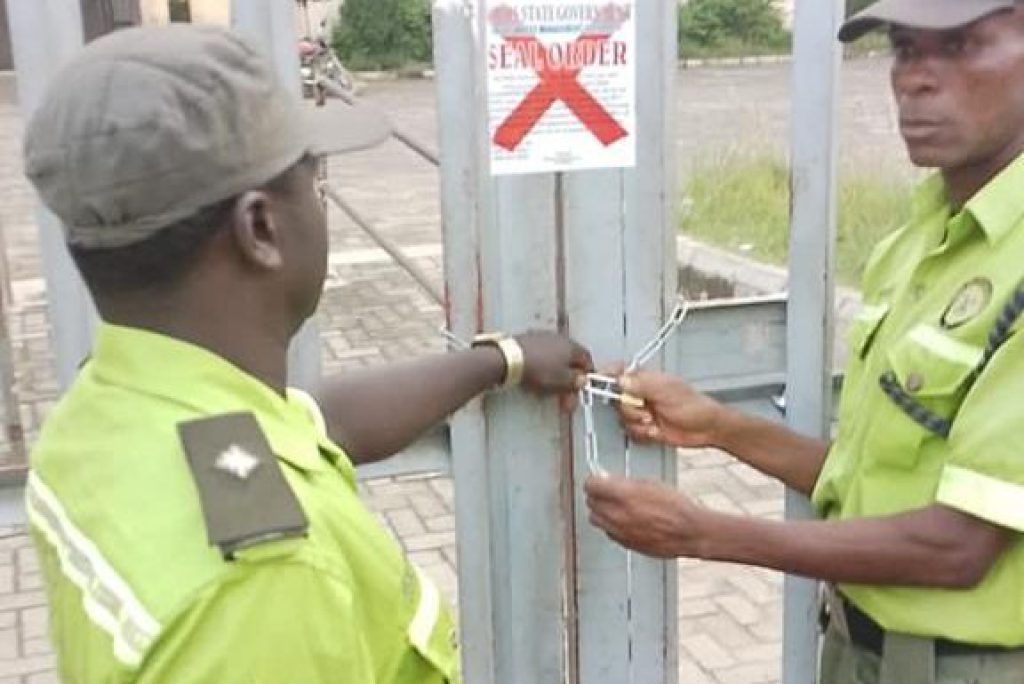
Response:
[586,475,1015,586]
[515,331,593,394]
[617,372,726,449]
[584,475,710,559]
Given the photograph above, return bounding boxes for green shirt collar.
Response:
[965,151,1024,244]
[912,152,1024,244]
[88,323,328,473]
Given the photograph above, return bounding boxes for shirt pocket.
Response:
[835,302,890,429]
[847,302,890,361]
[875,324,983,468]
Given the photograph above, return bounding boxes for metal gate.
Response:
[2,1,846,682]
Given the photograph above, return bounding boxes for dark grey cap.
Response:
[839,0,1018,42]
[24,24,390,250]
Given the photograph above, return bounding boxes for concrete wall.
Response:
[140,0,228,26]
[140,0,169,24]
[190,0,229,25]
[138,0,339,34]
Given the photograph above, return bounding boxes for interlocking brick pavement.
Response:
[0,55,909,682]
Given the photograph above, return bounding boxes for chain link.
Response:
[582,295,690,475]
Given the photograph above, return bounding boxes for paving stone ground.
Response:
[0,57,907,683]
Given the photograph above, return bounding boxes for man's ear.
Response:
[230,190,284,270]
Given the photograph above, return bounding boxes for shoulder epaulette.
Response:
[177,412,308,559]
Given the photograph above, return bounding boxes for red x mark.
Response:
[492,32,629,152]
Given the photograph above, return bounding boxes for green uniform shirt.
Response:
[813,153,1024,646]
[27,324,460,683]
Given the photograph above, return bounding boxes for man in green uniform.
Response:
[584,1,1024,682]
[22,25,592,684]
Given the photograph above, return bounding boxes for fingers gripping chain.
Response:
[581,296,689,475]
[439,296,690,477]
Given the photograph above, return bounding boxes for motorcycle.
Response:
[299,36,357,104]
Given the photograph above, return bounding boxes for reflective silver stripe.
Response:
[25,472,161,667]
[408,564,441,651]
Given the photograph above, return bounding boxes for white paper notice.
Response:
[486,1,636,175]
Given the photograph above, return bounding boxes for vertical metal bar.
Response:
[231,0,321,393]
[0,474,27,525]
[483,175,565,684]
[484,1,569,678]
[565,167,629,684]
[0,224,25,469]
[7,0,96,390]
[436,1,568,681]
[565,0,677,681]
[432,2,497,682]
[784,2,843,683]
[557,174,580,684]
[623,0,679,681]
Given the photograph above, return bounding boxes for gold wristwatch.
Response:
[471,333,525,388]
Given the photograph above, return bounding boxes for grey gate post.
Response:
[567,0,679,681]
[431,4,496,682]
[6,0,96,390]
[433,1,678,682]
[784,1,844,683]
[232,0,322,393]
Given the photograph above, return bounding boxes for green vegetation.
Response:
[680,149,914,286]
[328,0,889,70]
[332,0,433,71]
[678,0,791,59]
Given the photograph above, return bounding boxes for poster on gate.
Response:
[485,0,636,175]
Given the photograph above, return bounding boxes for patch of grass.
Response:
[680,150,913,287]
[680,37,790,60]
[844,32,891,58]
[677,32,889,62]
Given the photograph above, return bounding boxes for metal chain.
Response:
[581,386,606,475]
[440,297,690,476]
[626,297,690,372]
[582,296,690,475]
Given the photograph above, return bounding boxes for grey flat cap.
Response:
[24,24,390,250]
[839,0,1018,42]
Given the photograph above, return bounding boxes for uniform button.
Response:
[905,372,925,393]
